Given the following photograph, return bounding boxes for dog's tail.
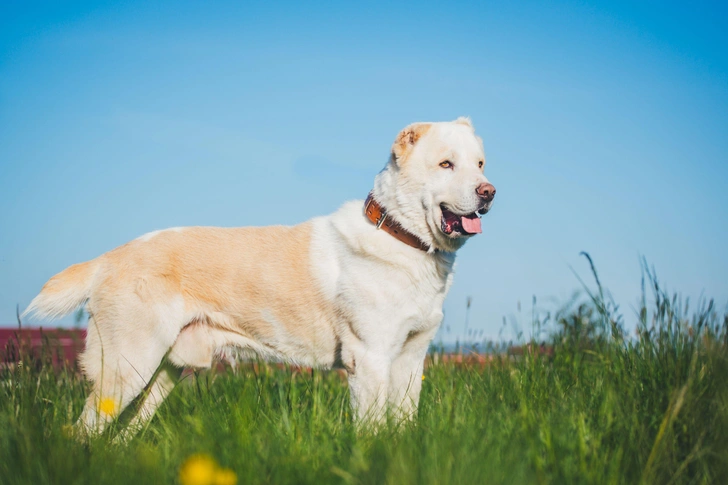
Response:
[22,260,99,320]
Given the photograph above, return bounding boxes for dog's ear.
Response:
[391,123,432,163]
[454,116,474,130]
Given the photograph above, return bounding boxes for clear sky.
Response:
[1,1,727,342]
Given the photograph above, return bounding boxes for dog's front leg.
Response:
[346,349,390,425]
[387,326,439,420]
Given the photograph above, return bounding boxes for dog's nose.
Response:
[476,183,496,202]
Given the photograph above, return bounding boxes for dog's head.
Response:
[374,117,495,253]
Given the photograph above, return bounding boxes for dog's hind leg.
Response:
[114,361,183,442]
[75,306,182,437]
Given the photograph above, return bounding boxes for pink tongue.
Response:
[460,215,482,234]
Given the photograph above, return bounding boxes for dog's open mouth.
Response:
[440,205,482,235]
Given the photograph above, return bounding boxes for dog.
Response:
[23,117,496,434]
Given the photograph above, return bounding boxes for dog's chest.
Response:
[335,250,454,344]
[311,210,456,347]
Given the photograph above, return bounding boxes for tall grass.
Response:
[1,261,727,484]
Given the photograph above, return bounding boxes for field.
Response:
[2,267,727,485]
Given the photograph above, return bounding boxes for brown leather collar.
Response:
[364,193,430,252]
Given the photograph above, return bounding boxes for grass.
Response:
[1,262,727,484]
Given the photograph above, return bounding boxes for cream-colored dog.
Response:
[24,117,496,434]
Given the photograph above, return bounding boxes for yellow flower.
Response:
[422,374,426,381]
[179,454,237,485]
[214,468,238,485]
[179,454,217,485]
[98,397,118,417]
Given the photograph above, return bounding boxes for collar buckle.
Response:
[365,194,386,229]
[376,211,387,229]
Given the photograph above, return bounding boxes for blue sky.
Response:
[1,1,727,342]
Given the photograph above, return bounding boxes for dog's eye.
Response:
[478,161,484,168]
[439,161,453,169]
